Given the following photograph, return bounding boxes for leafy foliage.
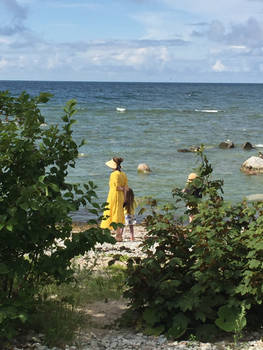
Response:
[124,148,263,340]
[0,91,114,342]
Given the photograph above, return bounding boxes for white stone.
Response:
[241,156,263,174]
[246,193,263,201]
[137,163,152,173]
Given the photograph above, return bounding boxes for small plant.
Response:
[233,304,246,346]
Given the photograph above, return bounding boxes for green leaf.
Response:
[248,259,261,269]
[176,293,196,311]
[0,312,7,323]
[167,313,188,339]
[6,223,13,232]
[50,183,59,192]
[196,324,220,342]
[144,325,165,336]
[215,305,246,333]
[142,308,160,327]
[18,313,27,323]
[0,263,9,274]
[19,202,29,210]
[38,175,45,183]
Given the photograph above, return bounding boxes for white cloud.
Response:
[114,46,170,68]
[0,57,8,69]
[212,60,227,72]
[133,11,192,40]
[47,54,60,70]
[76,43,171,72]
[230,45,247,49]
[193,17,263,49]
[0,36,12,44]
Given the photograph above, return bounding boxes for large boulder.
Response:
[219,140,235,149]
[137,163,152,174]
[241,156,263,174]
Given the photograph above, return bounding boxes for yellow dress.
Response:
[101,170,128,229]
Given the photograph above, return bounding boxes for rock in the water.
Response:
[219,140,235,149]
[177,148,192,153]
[242,142,254,150]
[177,146,200,153]
[137,163,152,173]
[241,156,263,174]
[246,194,263,201]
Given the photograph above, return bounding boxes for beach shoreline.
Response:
[72,221,148,242]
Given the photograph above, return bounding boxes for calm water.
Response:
[1,80,263,221]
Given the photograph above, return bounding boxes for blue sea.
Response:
[1,80,263,221]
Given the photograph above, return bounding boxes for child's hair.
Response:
[124,187,135,214]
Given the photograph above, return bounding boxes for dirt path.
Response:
[72,223,147,337]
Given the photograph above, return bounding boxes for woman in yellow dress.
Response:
[101,157,128,241]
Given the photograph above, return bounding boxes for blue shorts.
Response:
[125,214,136,225]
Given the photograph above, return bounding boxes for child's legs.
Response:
[129,224,134,240]
[115,226,123,241]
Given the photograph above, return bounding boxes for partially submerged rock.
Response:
[177,148,192,153]
[177,146,200,153]
[219,140,235,149]
[137,163,152,174]
[241,156,263,174]
[242,142,254,150]
[246,194,263,201]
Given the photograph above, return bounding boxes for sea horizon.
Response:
[1,79,263,85]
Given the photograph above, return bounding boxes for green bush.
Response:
[124,149,263,340]
[0,91,114,341]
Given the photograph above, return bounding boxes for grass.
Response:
[26,253,127,347]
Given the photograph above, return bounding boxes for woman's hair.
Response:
[124,187,134,214]
[113,157,124,171]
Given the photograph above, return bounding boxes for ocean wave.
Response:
[116,107,126,112]
[195,109,219,113]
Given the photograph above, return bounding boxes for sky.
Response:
[1,0,263,83]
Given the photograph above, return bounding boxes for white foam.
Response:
[195,109,219,113]
[255,144,263,148]
[116,107,126,112]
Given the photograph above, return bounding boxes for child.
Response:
[123,187,137,241]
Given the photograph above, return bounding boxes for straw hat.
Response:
[105,159,117,169]
[187,172,198,182]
